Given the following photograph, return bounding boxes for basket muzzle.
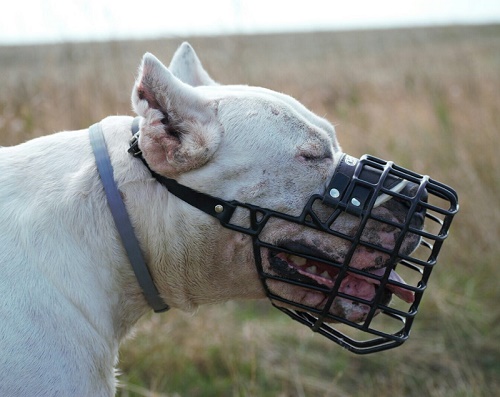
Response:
[246,154,458,353]
[134,143,458,354]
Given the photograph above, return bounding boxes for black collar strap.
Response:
[89,121,169,313]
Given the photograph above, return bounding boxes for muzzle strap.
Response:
[129,118,238,224]
[323,153,376,215]
[324,154,409,215]
[323,154,357,207]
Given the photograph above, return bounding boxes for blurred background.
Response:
[2,0,500,44]
[1,1,499,396]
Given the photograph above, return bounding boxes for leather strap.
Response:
[89,122,169,313]
[128,117,237,225]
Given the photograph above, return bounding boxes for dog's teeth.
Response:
[306,266,317,274]
[320,271,332,280]
[293,256,307,266]
[285,254,306,267]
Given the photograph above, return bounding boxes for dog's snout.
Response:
[399,182,427,228]
[414,188,428,227]
[400,180,418,197]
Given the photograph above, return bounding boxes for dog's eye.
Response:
[297,141,333,163]
[300,154,320,161]
[298,150,332,162]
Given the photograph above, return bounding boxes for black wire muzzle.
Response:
[129,118,459,354]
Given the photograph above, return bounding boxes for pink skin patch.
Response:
[275,252,415,304]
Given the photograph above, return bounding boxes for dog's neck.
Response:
[89,117,263,340]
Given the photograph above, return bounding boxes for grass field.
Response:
[1,25,499,396]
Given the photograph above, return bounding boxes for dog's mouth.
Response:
[267,243,414,322]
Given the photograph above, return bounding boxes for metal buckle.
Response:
[128,132,142,157]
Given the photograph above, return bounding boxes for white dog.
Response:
[0,43,422,395]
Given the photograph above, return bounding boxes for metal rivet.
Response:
[215,204,224,213]
[344,155,357,166]
[329,188,340,198]
[351,198,361,207]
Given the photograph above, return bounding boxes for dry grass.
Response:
[1,25,499,396]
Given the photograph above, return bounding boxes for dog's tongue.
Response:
[363,268,415,303]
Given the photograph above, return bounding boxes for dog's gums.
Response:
[269,249,415,312]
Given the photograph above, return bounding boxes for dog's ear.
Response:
[131,52,222,177]
[168,42,218,87]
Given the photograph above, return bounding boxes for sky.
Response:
[2,0,500,45]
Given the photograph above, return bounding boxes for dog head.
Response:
[129,43,455,351]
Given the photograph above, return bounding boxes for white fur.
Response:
[0,42,341,396]
[0,43,413,395]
